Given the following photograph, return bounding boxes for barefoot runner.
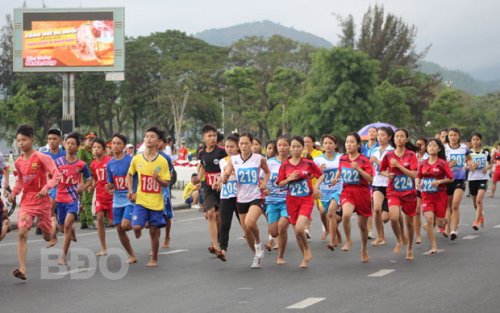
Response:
[9,124,61,280]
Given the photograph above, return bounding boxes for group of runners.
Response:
[2,122,499,280]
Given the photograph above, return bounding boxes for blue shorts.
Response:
[56,202,79,225]
[132,204,166,228]
[185,197,193,204]
[163,198,174,220]
[113,205,134,225]
[321,191,341,215]
[266,202,288,224]
[48,188,57,199]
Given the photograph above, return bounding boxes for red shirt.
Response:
[277,158,322,202]
[90,156,114,203]
[179,147,188,160]
[417,158,453,193]
[380,150,418,196]
[494,152,500,173]
[338,154,374,188]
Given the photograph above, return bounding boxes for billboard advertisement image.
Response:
[14,8,124,72]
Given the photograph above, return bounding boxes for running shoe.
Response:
[368,231,374,239]
[305,229,311,239]
[255,243,265,260]
[472,222,479,231]
[437,227,445,233]
[251,256,261,269]
[480,212,484,228]
[450,231,458,240]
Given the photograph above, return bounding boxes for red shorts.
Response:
[421,191,447,219]
[340,187,372,217]
[286,197,314,225]
[387,194,417,217]
[493,171,500,182]
[95,200,114,220]
[17,204,53,233]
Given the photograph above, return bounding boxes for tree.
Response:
[295,47,380,138]
[356,5,429,80]
[333,13,356,48]
[0,14,14,99]
[374,80,411,127]
[424,89,473,136]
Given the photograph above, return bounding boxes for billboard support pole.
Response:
[69,72,75,131]
[62,73,69,116]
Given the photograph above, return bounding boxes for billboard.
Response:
[13,8,124,72]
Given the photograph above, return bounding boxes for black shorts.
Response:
[417,190,422,198]
[372,186,389,212]
[237,199,265,215]
[469,180,487,197]
[203,188,220,212]
[446,179,466,196]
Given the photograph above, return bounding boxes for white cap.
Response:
[126,144,134,149]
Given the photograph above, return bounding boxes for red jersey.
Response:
[380,150,418,196]
[11,151,61,208]
[179,147,188,161]
[277,158,323,202]
[90,156,113,203]
[494,152,500,173]
[417,158,453,193]
[338,154,374,188]
[55,157,92,203]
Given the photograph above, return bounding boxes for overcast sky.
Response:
[3,0,499,80]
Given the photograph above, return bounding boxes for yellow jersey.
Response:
[183,182,198,201]
[129,153,171,211]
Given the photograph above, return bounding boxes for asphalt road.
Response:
[1,194,500,313]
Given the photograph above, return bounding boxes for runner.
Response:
[263,139,277,249]
[40,128,65,245]
[127,126,171,267]
[88,137,114,256]
[77,131,97,230]
[414,137,429,244]
[252,137,263,155]
[213,134,240,261]
[55,132,93,265]
[444,127,472,240]
[468,133,492,230]
[158,134,175,249]
[265,136,290,264]
[302,134,325,240]
[105,133,137,264]
[196,124,227,256]
[488,142,500,198]
[277,136,323,268]
[440,129,449,145]
[361,126,379,240]
[379,129,419,260]
[8,124,61,280]
[331,132,373,262]
[222,133,270,268]
[370,127,395,246]
[416,139,454,254]
[314,134,344,251]
[265,140,277,160]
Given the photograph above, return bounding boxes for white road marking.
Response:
[0,229,116,248]
[423,249,444,255]
[158,249,189,255]
[367,269,395,277]
[54,267,94,276]
[174,217,205,223]
[494,225,500,228]
[287,298,326,309]
[462,235,479,240]
[238,287,253,290]
[237,237,245,240]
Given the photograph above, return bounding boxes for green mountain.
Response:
[418,61,500,96]
[195,20,333,48]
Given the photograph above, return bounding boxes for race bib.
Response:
[422,178,438,193]
[450,154,465,168]
[394,175,413,191]
[323,169,337,184]
[221,180,237,198]
[237,167,259,185]
[341,168,360,184]
[113,175,127,191]
[472,156,486,169]
[289,180,310,197]
[140,174,161,193]
[205,172,221,186]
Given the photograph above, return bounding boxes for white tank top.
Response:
[219,156,237,199]
[372,145,394,187]
[232,153,263,203]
